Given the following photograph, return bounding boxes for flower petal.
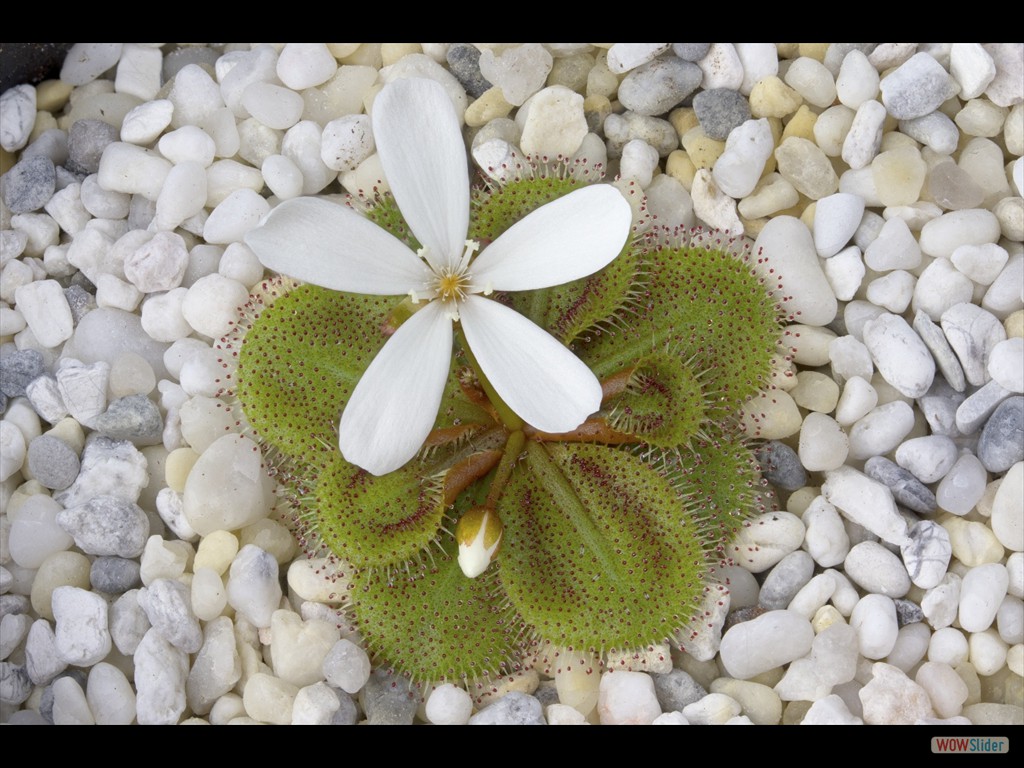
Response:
[372,78,469,271]
[469,184,632,291]
[459,295,602,433]
[339,300,453,476]
[244,197,433,295]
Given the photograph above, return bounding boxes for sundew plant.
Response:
[225,78,785,687]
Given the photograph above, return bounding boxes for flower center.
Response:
[437,269,470,302]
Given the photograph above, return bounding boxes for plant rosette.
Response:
[225,77,785,687]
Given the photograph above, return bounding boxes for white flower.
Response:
[245,78,631,476]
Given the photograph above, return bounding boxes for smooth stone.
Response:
[936,452,988,516]
[470,691,545,725]
[844,541,911,597]
[864,457,936,515]
[226,545,281,628]
[988,338,1024,393]
[182,434,274,536]
[618,56,701,116]
[269,609,339,688]
[719,610,814,679]
[848,401,915,461]
[842,99,886,170]
[446,44,491,99]
[862,313,934,398]
[606,43,670,74]
[519,85,588,159]
[2,155,56,214]
[942,302,1007,387]
[801,496,850,568]
[896,435,958,484]
[753,216,837,326]
[90,557,141,594]
[978,398,1024,473]
[992,463,1023,552]
[957,380,1013,435]
[756,441,807,491]
[913,311,967,392]
[0,84,36,152]
[798,413,849,473]
[945,516,1006,567]
[51,586,111,667]
[759,551,814,610]
[814,193,865,258]
[901,519,953,590]
[359,668,420,725]
[774,137,839,200]
[920,209,1001,259]
[880,52,957,120]
[725,511,806,573]
[959,563,1009,633]
[822,465,908,545]
[137,578,202,654]
[851,594,899,659]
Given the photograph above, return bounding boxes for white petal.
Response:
[339,300,453,476]
[459,295,602,433]
[372,78,469,271]
[469,185,632,291]
[245,197,432,295]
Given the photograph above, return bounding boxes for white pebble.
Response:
[836,50,879,108]
[691,169,743,235]
[969,629,1008,676]
[320,115,374,173]
[322,638,371,695]
[919,208,1001,259]
[425,683,474,725]
[929,626,969,666]
[51,676,94,725]
[844,541,910,597]
[753,216,837,326]
[241,82,304,131]
[291,682,340,725]
[13,279,73,348]
[183,434,274,536]
[712,118,774,199]
[847,400,915,461]
[992,463,1023,553]
[814,193,865,258]
[97,142,172,201]
[988,338,1024,393]
[822,465,908,546]
[842,100,886,170]
[798,413,849,472]
[862,313,934,398]
[863,216,921,272]
[276,43,337,90]
[719,610,814,679]
[519,86,588,159]
[850,593,898,659]
[52,586,111,667]
[87,662,136,725]
[950,43,997,100]
[0,84,37,152]
[801,496,850,568]
[597,671,662,724]
[226,545,282,628]
[134,627,188,724]
[896,435,958,483]
[726,511,805,573]
[959,563,1009,633]
[203,188,270,245]
[605,43,669,74]
[822,246,865,302]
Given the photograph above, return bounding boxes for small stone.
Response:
[269,609,338,688]
[880,52,957,120]
[54,434,148,509]
[55,359,109,427]
[138,578,202,653]
[719,610,814,679]
[822,465,908,545]
[478,44,553,106]
[14,279,74,348]
[56,495,149,558]
[183,434,274,536]
[842,100,886,170]
[606,43,670,74]
[726,511,806,573]
[692,88,750,141]
[697,43,744,90]
[851,593,899,659]
[322,638,371,695]
[983,43,1024,108]
[920,208,1002,259]
[24,619,66,686]
[226,545,281,629]
[425,683,474,725]
[863,456,936,515]
[184,616,240,715]
[9,494,74,569]
[844,541,911,597]
[756,441,807,491]
[989,338,1024,393]
[862,313,934,398]
[814,193,865,258]
[798,413,849,473]
[775,136,839,199]
[135,628,188,725]
[829,334,874,383]
[960,563,1010,633]
[848,401,915,461]
[836,49,880,108]
[87,662,136,725]
[1,84,36,152]
[49,675,92,724]
[519,85,588,159]
[0,349,44,398]
[977,398,1024,473]
[759,551,814,610]
[992,463,1023,553]
[942,302,1007,387]
[469,690,545,725]
[90,557,141,594]
[446,44,491,99]
[619,56,701,116]
[753,216,837,326]
[67,119,119,176]
[595,671,661,725]
[802,496,850,568]
[51,586,111,667]
[2,155,56,214]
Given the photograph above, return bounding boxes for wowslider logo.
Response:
[931,737,1009,754]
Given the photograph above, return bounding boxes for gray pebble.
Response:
[914,310,966,393]
[0,391,6,413]
[67,120,120,175]
[692,88,751,140]
[27,435,80,491]
[864,456,937,514]
[758,550,815,610]
[468,691,545,725]
[652,668,707,712]
[90,557,142,594]
[672,43,711,62]
[1,154,56,214]
[977,396,1023,473]
[757,441,808,491]
[0,662,32,705]
[446,43,491,99]
[0,348,45,398]
[894,599,925,627]
[0,594,30,619]
[138,578,202,653]
[56,494,150,558]
[360,668,420,725]
[919,377,966,437]
[533,680,560,710]
[92,394,163,446]
[109,590,150,656]
[63,284,95,325]
[618,55,702,116]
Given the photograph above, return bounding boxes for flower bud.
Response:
[455,507,503,578]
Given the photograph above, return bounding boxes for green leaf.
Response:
[350,536,526,684]
[498,442,710,653]
[582,233,781,421]
[236,284,491,468]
